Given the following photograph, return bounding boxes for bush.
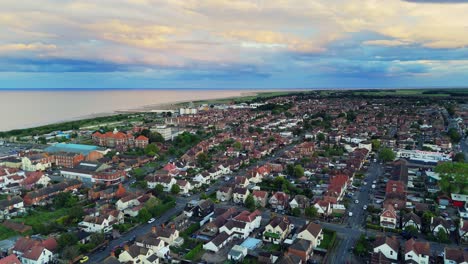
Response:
[184,243,203,260]
[181,223,200,238]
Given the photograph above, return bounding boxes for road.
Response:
[327,161,381,264]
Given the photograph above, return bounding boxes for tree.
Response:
[305,207,318,218]
[245,194,256,211]
[291,207,301,217]
[453,153,466,162]
[90,233,105,246]
[317,133,325,142]
[58,233,78,251]
[196,153,210,168]
[371,139,381,151]
[436,229,449,243]
[294,165,305,178]
[53,192,77,208]
[37,137,47,144]
[233,141,243,151]
[155,184,164,193]
[144,144,159,156]
[285,164,295,177]
[404,226,419,237]
[171,184,180,195]
[379,148,396,162]
[150,132,165,143]
[447,128,461,143]
[137,208,152,223]
[435,162,468,195]
[61,245,80,261]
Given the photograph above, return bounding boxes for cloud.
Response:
[363,40,410,46]
[0,42,57,53]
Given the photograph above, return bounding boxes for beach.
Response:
[0,89,273,131]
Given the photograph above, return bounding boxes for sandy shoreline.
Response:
[0,90,288,132]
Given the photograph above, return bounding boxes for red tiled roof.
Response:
[0,254,21,264]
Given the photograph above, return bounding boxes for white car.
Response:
[363,205,367,210]
[147,218,155,224]
[372,180,377,184]
[355,200,359,204]
[348,212,353,217]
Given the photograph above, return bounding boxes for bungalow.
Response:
[404,239,430,264]
[297,222,323,248]
[263,216,293,244]
[380,204,398,229]
[252,190,269,207]
[269,192,290,211]
[216,186,233,202]
[373,236,399,263]
[233,187,250,204]
[402,212,422,232]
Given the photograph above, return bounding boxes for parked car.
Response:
[148,218,156,224]
[355,200,359,204]
[348,212,353,217]
[363,205,367,210]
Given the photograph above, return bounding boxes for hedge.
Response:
[184,243,203,260]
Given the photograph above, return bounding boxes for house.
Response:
[233,187,250,204]
[269,192,290,211]
[326,174,349,201]
[430,217,450,236]
[118,244,158,264]
[373,236,399,263]
[135,135,149,148]
[176,180,192,194]
[263,216,293,244]
[289,195,310,210]
[257,252,279,264]
[116,193,139,211]
[23,180,82,206]
[404,239,430,264]
[146,175,176,191]
[228,245,248,262]
[144,225,179,246]
[216,186,233,202]
[219,210,261,239]
[13,237,57,264]
[235,176,250,188]
[0,196,24,219]
[380,204,398,229]
[0,254,21,264]
[134,233,169,260]
[92,129,135,151]
[252,190,269,207]
[297,222,323,248]
[203,232,233,252]
[444,247,468,264]
[402,212,422,232]
[459,218,468,243]
[314,199,333,216]
[192,172,210,187]
[78,209,123,233]
[21,172,50,190]
[287,239,313,263]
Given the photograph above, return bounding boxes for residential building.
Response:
[404,239,430,264]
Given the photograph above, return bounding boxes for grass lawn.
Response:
[12,207,70,226]
[0,225,19,240]
[318,229,336,250]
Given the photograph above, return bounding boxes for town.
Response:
[0,91,467,264]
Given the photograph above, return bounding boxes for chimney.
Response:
[152,226,157,234]
[110,251,115,257]
[7,195,11,201]
[171,224,175,230]
[124,244,129,251]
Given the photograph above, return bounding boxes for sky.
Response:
[1,0,468,89]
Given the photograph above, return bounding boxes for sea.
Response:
[0,89,263,132]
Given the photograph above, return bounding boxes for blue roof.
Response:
[44,143,99,155]
[240,237,262,250]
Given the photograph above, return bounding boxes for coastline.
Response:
[0,90,296,133]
